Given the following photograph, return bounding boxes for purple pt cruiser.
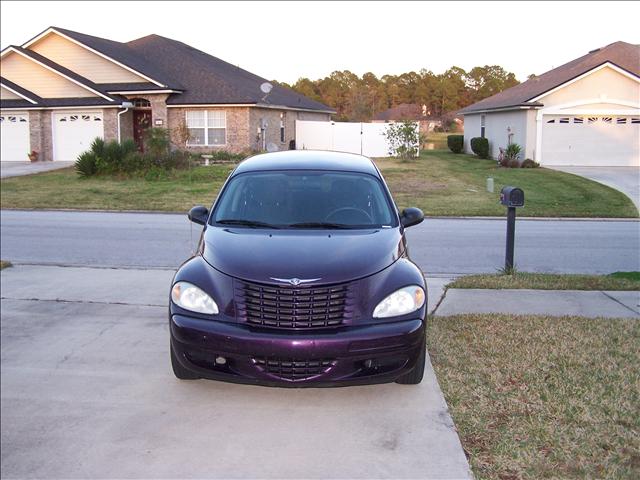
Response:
[170,150,427,387]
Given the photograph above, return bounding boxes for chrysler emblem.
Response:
[270,277,321,286]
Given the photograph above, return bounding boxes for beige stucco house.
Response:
[0,27,334,162]
[459,41,640,166]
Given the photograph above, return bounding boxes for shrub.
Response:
[521,158,540,168]
[89,137,105,158]
[384,121,421,159]
[470,137,490,159]
[144,128,170,159]
[447,135,464,153]
[75,151,98,178]
[503,143,522,168]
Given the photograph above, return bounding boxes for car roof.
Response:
[232,150,380,177]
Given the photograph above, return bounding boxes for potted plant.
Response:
[27,150,39,162]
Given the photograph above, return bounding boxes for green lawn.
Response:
[448,272,640,291]
[428,314,640,479]
[1,150,637,217]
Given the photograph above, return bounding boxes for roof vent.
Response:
[588,47,601,53]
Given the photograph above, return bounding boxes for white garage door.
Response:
[53,111,104,161]
[542,115,640,166]
[0,112,30,162]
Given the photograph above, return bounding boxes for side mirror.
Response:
[400,207,424,228]
[188,205,209,226]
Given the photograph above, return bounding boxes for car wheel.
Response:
[395,341,426,385]
[171,344,199,380]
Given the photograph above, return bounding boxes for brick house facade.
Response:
[1,27,333,162]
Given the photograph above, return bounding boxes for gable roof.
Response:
[460,41,640,114]
[9,27,333,113]
[126,34,334,112]
[4,46,116,101]
[1,76,42,104]
[24,27,181,89]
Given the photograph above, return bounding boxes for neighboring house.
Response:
[373,103,444,133]
[459,41,640,167]
[0,27,334,162]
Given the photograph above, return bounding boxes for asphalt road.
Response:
[1,210,639,274]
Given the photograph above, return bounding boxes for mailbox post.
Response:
[500,186,525,272]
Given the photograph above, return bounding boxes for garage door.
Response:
[542,115,640,166]
[0,112,30,162]
[53,111,104,161]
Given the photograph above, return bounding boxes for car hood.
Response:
[202,227,405,284]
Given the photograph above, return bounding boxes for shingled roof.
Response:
[48,27,182,89]
[126,34,334,111]
[460,41,640,114]
[18,27,333,112]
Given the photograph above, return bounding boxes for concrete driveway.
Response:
[549,166,640,211]
[0,265,471,479]
[0,161,74,178]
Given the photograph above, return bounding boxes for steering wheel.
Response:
[324,207,373,224]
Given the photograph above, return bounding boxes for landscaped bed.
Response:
[448,272,640,291]
[1,150,637,217]
[428,313,640,479]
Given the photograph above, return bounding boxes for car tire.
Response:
[395,341,426,385]
[171,344,200,380]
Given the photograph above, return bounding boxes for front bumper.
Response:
[170,315,425,387]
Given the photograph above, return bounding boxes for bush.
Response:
[384,121,421,159]
[503,143,522,167]
[470,137,490,159]
[447,135,464,153]
[75,151,98,178]
[521,158,540,168]
[144,128,170,159]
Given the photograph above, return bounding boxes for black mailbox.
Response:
[500,186,525,207]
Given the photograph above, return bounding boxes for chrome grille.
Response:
[253,357,335,381]
[236,280,352,329]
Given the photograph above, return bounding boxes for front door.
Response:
[133,110,151,151]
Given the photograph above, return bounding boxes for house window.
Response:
[559,117,569,124]
[186,110,226,146]
[573,117,583,124]
[480,115,486,138]
[616,117,627,124]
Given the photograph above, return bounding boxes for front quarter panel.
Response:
[356,258,427,325]
[170,256,236,323]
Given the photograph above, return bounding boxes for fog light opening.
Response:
[215,356,227,365]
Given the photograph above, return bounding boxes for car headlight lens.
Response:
[171,281,219,315]
[373,285,425,318]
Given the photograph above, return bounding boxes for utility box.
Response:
[500,186,525,208]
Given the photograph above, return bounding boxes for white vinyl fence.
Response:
[295,120,419,157]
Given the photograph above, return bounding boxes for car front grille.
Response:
[235,280,353,329]
[253,357,335,381]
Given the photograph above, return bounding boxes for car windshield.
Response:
[212,170,397,229]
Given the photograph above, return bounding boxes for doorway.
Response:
[131,98,152,151]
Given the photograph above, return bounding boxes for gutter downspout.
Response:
[117,102,134,143]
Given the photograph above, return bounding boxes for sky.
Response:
[1,1,638,84]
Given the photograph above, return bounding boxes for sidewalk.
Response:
[434,288,640,318]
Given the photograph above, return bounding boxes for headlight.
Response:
[171,281,219,315]
[373,285,425,318]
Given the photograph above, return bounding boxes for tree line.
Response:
[279,66,521,123]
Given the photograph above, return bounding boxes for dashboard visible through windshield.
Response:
[212,170,397,229]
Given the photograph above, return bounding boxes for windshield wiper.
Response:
[287,222,354,229]
[217,219,281,229]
